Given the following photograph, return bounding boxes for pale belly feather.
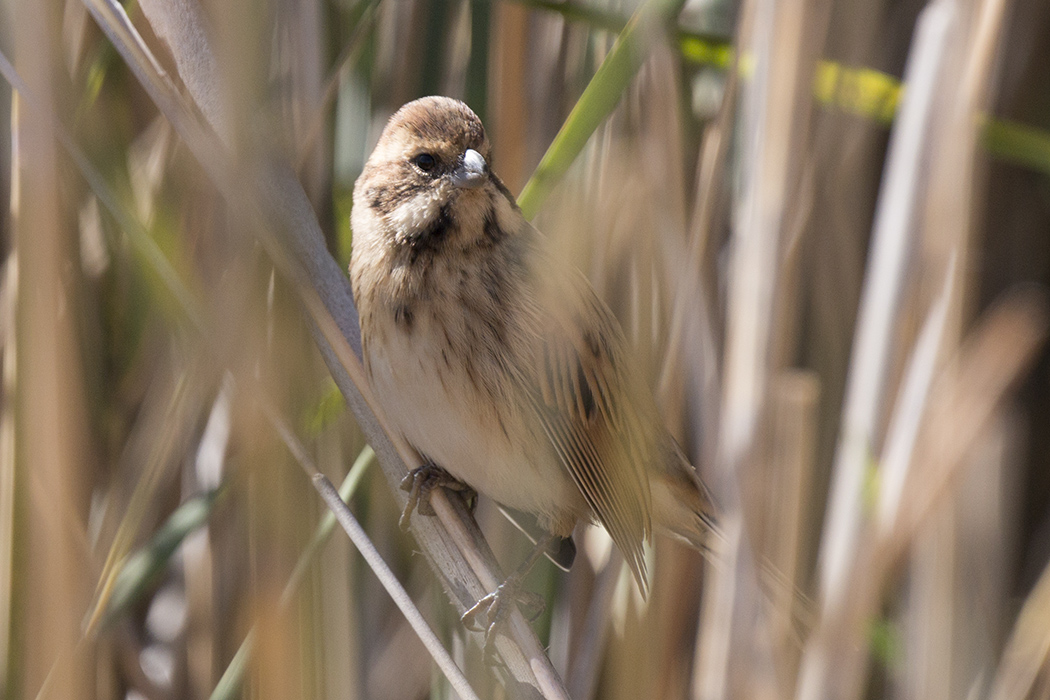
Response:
[364,315,580,529]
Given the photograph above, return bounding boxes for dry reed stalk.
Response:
[798,0,1030,691]
[0,260,15,692]
[695,0,829,689]
[765,371,819,677]
[491,2,531,193]
[797,2,959,696]
[8,3,96,698]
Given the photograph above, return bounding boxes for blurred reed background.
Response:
[1,0,1049,698]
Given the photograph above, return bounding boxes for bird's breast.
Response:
[362,296,583,531]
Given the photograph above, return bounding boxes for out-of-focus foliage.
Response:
[1,0,1050,699]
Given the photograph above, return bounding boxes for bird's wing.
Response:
[521,268,655,595]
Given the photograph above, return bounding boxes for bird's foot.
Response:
[398,460,476,529]
[462,576,546,663]
[461,533,557,662]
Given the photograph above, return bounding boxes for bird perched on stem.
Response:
[350,96,716,641]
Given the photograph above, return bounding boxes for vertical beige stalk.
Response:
[10,1,93,698]
[0,222,16,694]
[765,371,819,678]
[695,0,829,688]
[491,2,529,194]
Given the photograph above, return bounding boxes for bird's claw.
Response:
[398,461,476,529]
[462,579,546,662]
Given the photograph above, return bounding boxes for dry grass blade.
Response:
[136,0,229,141]
[295,0,379,171]
[765,372,819,655]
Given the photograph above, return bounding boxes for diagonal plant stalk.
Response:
[263,409,481,700]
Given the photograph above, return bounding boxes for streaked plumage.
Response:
[350,96,715,594]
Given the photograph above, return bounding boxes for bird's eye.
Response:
[412,153,437,172]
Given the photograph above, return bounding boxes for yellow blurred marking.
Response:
[677,37,1050,176]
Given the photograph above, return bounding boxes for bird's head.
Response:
[352,96,516,256]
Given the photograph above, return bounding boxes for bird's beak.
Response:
[451,148,487,189]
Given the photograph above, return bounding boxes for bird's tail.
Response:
[652,439,720,551]
[651,472,718,553]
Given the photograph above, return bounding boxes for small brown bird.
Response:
[350,96,715,611]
